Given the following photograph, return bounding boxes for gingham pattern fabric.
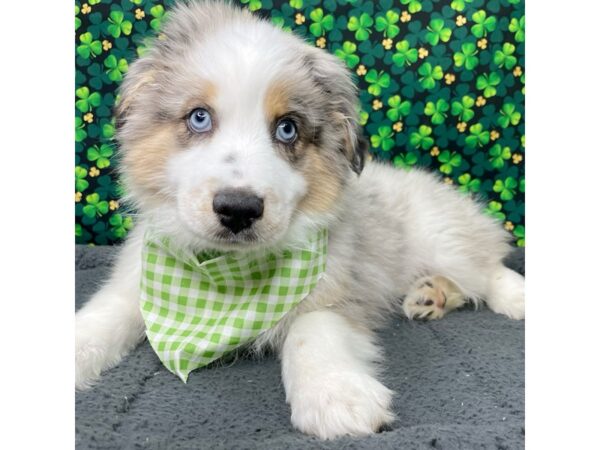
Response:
[140,229,328,382]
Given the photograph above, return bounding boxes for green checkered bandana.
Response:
[140,229,328,382]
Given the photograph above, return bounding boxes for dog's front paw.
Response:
[288,371,394,440]
[75,334,105,390]
[403,275,466,321]
[486,268,525,320]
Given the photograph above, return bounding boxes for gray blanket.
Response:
[76,245,524,449]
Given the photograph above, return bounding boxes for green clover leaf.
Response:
[394,152,419,169]
[77,32,102,59]
[493,177,518,201]
[240,0,261,12]
[334,41,360,68]
[418,63,443,90]
[494,42,518,69]
[75,166,89,192]
[453,42,479,70]
[87,144,114,169]
[309,8,334,37]
[392,40,418,67]
[348,13,374,41]
[488,144,512,169]
[386,95,411,122]
[107,10,133,38]
[438,150,462,174]
[498,103,522,128]
[400,0,422,14]
[465,123,490,148]
[457,173,481,193]
[485,201,505,221]
[424,99,450,125]
[150,5,167,31]
[75,5,81,31]
[359,109,369,126]
[451,96,475,122]
[104,55,129,82]
[75,117,87,142]
[83,193,109,218]
[513,225,525,247]
[370,126,395,151]
[471,10,497,38]
[109,214,134,239]
[290,0,303,8]
[365,69,391,96]
[75,87,102,113]
[426,18,452,46]
[509,16,525,43]
[409,125,434,150]
[375,10,400,39]
[450,0,473,12]
[476,71,502,98]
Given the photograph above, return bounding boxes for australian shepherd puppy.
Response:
[75,0,524,440]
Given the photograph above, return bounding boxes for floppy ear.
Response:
[304,48,367,175]
[114,57,157,131]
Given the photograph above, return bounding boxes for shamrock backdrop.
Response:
[75,0,525,247]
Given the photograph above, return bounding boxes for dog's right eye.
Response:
[188,108,212,133]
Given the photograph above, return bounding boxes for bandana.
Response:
[140,229,328,382]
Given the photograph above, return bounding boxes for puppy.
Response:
[75,0,524,440]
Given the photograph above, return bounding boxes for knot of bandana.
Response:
[140,229,328,382]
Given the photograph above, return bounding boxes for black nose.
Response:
[212,189,264,234]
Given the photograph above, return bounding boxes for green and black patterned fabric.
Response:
[75,0,525,246]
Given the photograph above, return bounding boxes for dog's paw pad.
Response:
[402,276,465,321]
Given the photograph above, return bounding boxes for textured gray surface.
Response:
[76,245,524,450]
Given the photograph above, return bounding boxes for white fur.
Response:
[75,1,525,439]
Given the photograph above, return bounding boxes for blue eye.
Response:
[188,108,212,133]
[275,119,297,144]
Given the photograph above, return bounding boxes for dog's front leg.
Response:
[75,225,146,390]
[281,310,394,439]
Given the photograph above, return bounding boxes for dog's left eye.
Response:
[188,108,212,133]
[275,119,297,144]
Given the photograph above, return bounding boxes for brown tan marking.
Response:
[121,125,179,198]
[296,144,344,213]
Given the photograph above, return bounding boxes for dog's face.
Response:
[116,2,365,250]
